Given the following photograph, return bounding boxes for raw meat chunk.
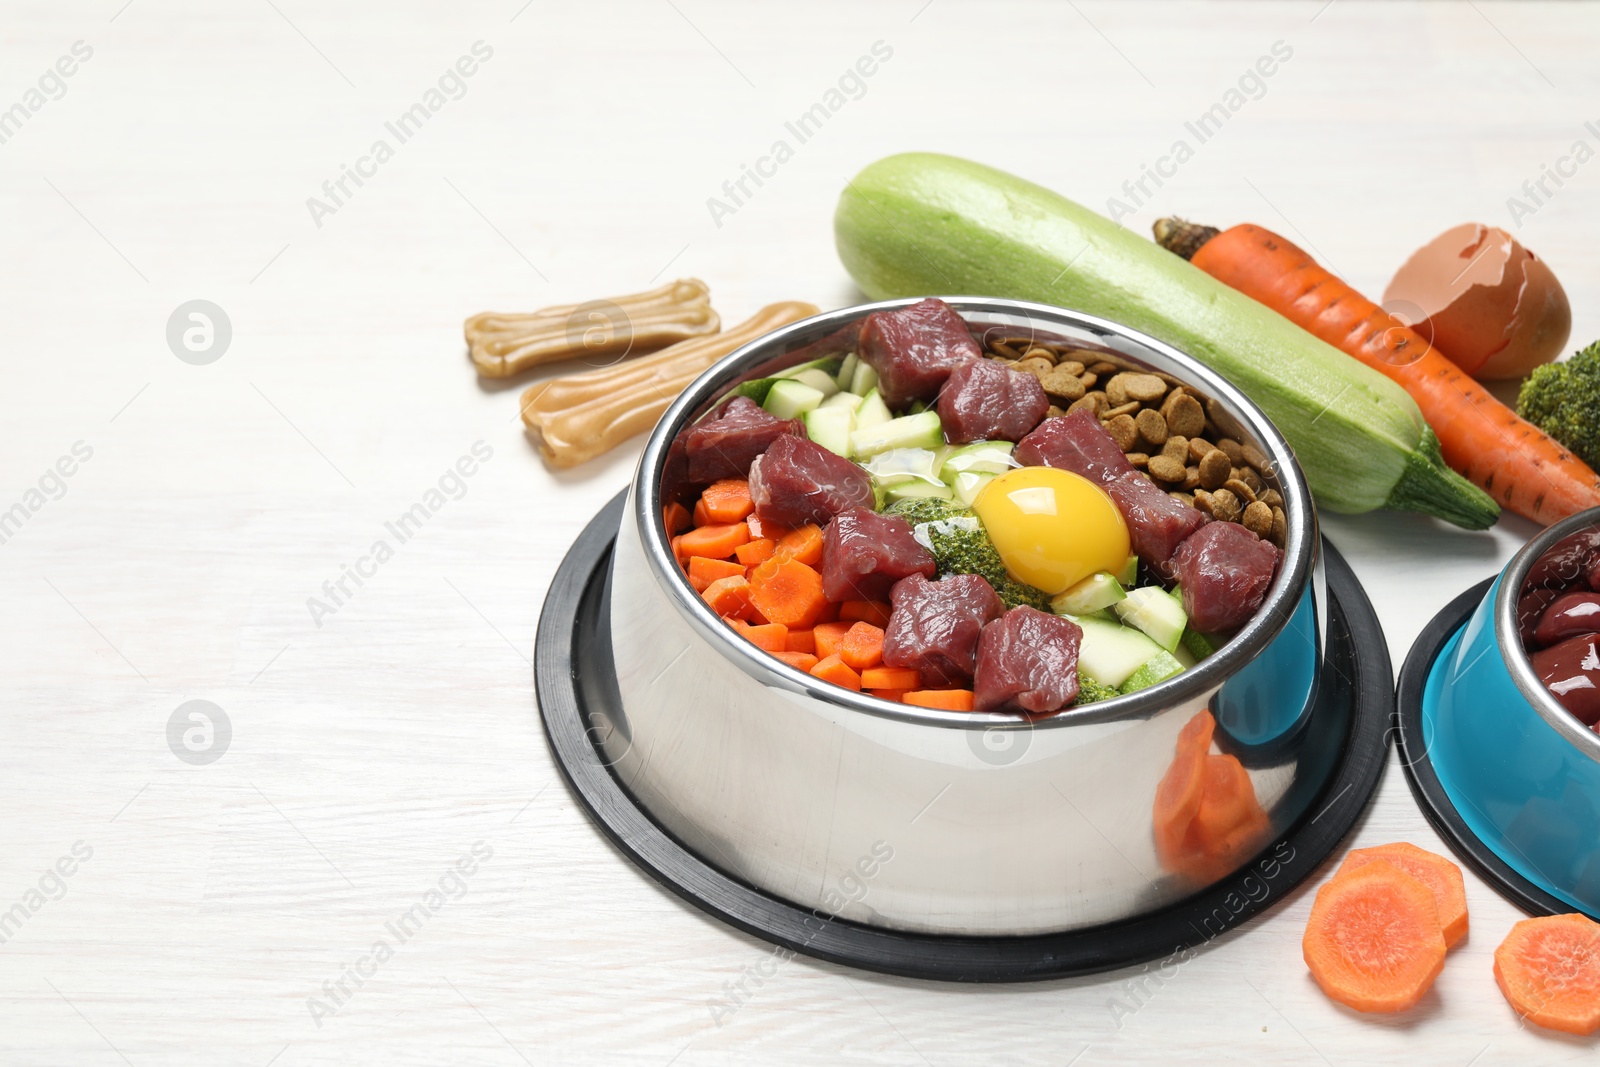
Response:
[683,396,804,483]
[938,357,1049,444]
[973,606,1083,713]
[748,433,874,529]
[1171,521,1281,634]
[821,507,936,602]
[883,572,1005,687]
[857,298,982,408]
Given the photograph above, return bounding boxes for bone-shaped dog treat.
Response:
[466,278,720,378]
[520,301,819,468]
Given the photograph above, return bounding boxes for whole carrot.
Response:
[1155,219,1600,526]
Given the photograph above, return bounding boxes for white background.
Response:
[1,1,1597,1063]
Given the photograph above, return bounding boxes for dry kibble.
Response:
[1193,490,1214,515]
[1017,357,1055,378]
[1105,374,1132,407]
[1223,477,1258,504]
[990,341,1023,360]
[1135,408,1169,449]
[1105,413,1139,451]
[1241,443,1271,473]
[1208,488,1243,524]
[1182,465,1201,492]
[1123,373,1169,403]
[1057,360,1085,376]
[1162,436,1189,462]
[1147,454,1188,483]
[1216,438,1245,465]
[1162,392,1207,438]
[1258,488,1283,510]
[1188,437,1217,463]
[1198,449,1232,490]
[1023,346,1055,362]
[1089,360,1120,377]
[1169,491,1195,506]
[1125,452,1150,469]
[1271,506,1287,545]
[1068,393,1103,416]
[1243,500,1274,538]
[1045,405,1066,419]
[1104,400,1141,419]
[1039,368,1087,401]
[1078,372,1098,389]
[1239,466,1265,494]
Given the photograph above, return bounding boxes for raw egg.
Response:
[973,467,1129,594]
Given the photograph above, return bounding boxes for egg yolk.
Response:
[973,467,1130,595]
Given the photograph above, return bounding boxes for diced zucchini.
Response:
[885,480,954,504]
[854,389,892,432]
[1115,554,1139,585]
[1181,627,1222,661]
[803,406,854,457]
[1113,586,1188,653]
[1118,650,1186,694]
[950,470,996,508]
[850,409,944,459]
[820,390,863,412]
[764,379,825,420]
[788,367,841,397]
[1172,641,1198,669]
[1075,616,1164,689]
[940,441,1016,482]
[776,356,841,381]
[1050,572,1126,617]
[907,399,928,415]
[850,359,879,397]
[863,447,943,489]
[835,353,859,391]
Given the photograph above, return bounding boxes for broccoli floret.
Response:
[885,499,1052,611]
[1072,672,1121,706]
[1519,342,1600,471]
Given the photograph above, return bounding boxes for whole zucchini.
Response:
[834,153,1498,529]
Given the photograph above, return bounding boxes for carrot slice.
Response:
[839,622,886,671]
[687,556,744,591]
[1494,913,1600,1035]
[747,557,827,629]
[785,628,816,655]
[678,522,750,561]
[812,620,854,661]
[773,524,824,566]
[810,653,862,691]
[903,689,975,711]
[734,537,776,567]
[700,479,754,524]
[692,497,713,527]
[861,666,920,690]
[839,600,893,628]
[662,501,691,536]
[742,622,789,653]
[867,688,909,703]
[774,650,819,672]
[701,575,759,621]
[1303,860,1446,1013]
[1337,843,1469,949]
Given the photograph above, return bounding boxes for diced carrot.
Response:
[746,513,786,540]
[862,666,920,690]
[839,622,886,671]
[903,689,974,711]
[701,575,758,621]
[774,650,819,672]
[662,501,691,536]
[734,538,776,567]
[867,688,909,703]
[812,621,854,661]
[773,524,824,566]
[1494,913,1600,1035]
[688,556,744,592]
[785,629,816,655]
[700,479,754,524]
[692,497,712,527]
[810,654,862,691]
[742,622,789,652]
[747,557,828,629]
[1337,843,1469,949]
[677,522,750,561]
[839,600,893,628]
[1303,860,1446,1013]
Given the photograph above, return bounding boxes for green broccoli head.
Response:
[1073,671,1122,706]
[884,498,1051,611]
[1519,342,1600,471]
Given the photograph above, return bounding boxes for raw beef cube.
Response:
[1014,409,1135,484]
[1105,471,1209,579]
[883,572,1005,687]
[858,298,982,408]
[1171,521,1281,634]
[748,433,875,529]
[821,507,937,602]
[683,396,804,483]
[973,606,1083,714]
[938,357,1049,444]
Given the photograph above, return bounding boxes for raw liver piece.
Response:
[683,396,804,483]
[1171,521,1281,634]
[937,357,1050,444]
[857,298,982,408]
[1014,409,1135,484]
[821,507,936,603]
[1525,528,1600,590]
[1534,591,1600,648]
[1105,471,1209,579]
[1530,632,1600,725]
[883,572,1005,687]
[748,433,875,529]
[973,606,1083,713]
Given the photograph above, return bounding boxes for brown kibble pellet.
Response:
[1105,413,1139,451]
[1239,466,1265,494]
[1259,488,1283,509]
[1046,405,1066,419]
[1198,449,1232,490]
[1243,500,1273,538]
[1039,368,1087,401]
[1023,346,1057,364]
[1078,372,1097,389]
[990,341,1023,360]
[1124,373,1169,403]
[1161,392,1206,439]
[1104,400,1141,419]
[1125,452,1149,469]
[1182,465,1201,492]
[1193,490,1214,516]
[1209,488,1242,524]
[1241,443,1271,473]
[1216,438,1244,465]
[1223,477,1258,504]
[1271,506,1287,545]
[1162,436,1189,462]
[1135,408,1169,449]
[1188,437,1217,463]
[1105,374,1132,407]
[1057,360,1085,376]
[1017,357,1054,378]
[1169,491,1195,506]
[1088,361,1120,378]
[1147,454,1187,483]
[1068,393,1103,416]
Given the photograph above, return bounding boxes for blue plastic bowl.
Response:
[1426,507,1600,914]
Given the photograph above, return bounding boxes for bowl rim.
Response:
[1495,506,1600,762]
[631,296,1319,730]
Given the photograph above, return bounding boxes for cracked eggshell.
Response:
[1383,223,1571,380]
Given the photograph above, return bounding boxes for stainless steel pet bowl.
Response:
[600,297,1327,936]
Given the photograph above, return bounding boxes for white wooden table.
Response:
[3,1,1596,1062]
